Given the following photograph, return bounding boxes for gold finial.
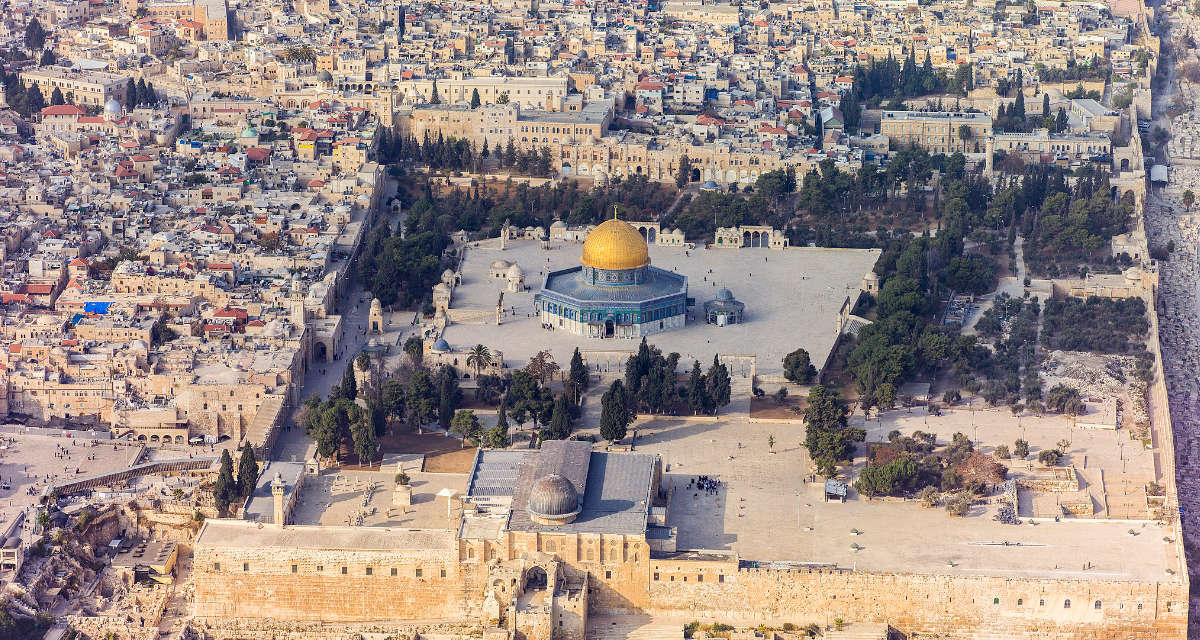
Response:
[612,204,618,220]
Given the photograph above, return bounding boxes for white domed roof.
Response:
[491,259,512,270]
[506,264,524,277]
[104,98,122,116]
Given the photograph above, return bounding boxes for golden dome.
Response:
[580,219,650,271]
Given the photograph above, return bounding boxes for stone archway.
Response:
[524,566,548,591]
[314,341,328,362]
[604,320,615,338]
[647,227,656,244]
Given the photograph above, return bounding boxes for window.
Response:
[1039,599,1045,607]
[316,565,323,572]
[605,570,611,579]
[391,568,398,576]
[1138,603,1143,610]
[366,567,373,576]
[718,575,724,583]
[416,568,423,577]
[993,598,999,605]
[697,574,703,583]
[441,569,447,578]
[1094,601,1101,610]
[213,562,220,571]
[291,565,298,574]
[243,563,249,572]
[653,573,660,581]
[1064,600,1071,609]
[1017,599,1023,606]
[341,566,347,575]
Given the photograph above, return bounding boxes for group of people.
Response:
[689,475,721,497]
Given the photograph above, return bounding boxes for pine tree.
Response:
[431,80,441,104]
[50,87,64,105]
[214,450,236,514]
[599,380,631,443]
[1041,92,1050,120]
[146,81,157,105]
[471,88,481,108]
[136,78,148,105]
[398,4,406,37]
[125,78,137,107]
[481,139,490,159]
[341,361,357,400]
[676,155,691,189]
[237,445,259,499]
[39,48,55,66]
[1014,89,1026,121]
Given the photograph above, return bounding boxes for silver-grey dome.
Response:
[527,474,580,524]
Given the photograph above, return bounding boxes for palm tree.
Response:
[957,124,972,152]
[466,344,492,379]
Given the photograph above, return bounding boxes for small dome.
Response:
[104,98,122,116]
[317,70,333,82]
[700,180,720,190]
[580,218,649,271]
[241,123,259,138]
[491,259,512,270]
[527,474,581,524]
[506,264,524,278]
[432,338,450,352]
[131,339,149,350]
[715,288,734,301]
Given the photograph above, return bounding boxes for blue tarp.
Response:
[83,302,111,314]
[70,314,84,326]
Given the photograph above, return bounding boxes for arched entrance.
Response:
[314,341,328,362]
[604,320,615,338]
[525,566,548,591]
[647,227,656,243]
[690,168,701,182]
[743,230,751,246]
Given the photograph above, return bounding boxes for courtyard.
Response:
[596,408,1179,582]
[441,239,879,377]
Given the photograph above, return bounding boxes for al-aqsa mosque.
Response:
[538,216,688,338]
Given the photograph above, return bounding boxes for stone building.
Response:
[538,218,687,338]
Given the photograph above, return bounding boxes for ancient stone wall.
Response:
[192,545,490,622]
[644,560,1188,639]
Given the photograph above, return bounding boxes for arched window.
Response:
[1094,600,1102,610]
[1017,599,1023,606]
[1064,600,1071,609]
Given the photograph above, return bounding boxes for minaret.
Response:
[271,472,286,525]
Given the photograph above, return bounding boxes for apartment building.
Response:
[20,67,129,108]
[880,110,994,154]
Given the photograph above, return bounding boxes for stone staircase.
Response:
[587,616,683,640]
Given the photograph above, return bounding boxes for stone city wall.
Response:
[644,561,1187,639]
[192,545,490,622]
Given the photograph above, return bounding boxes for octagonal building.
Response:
[539,218,688,338]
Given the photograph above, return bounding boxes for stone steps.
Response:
[821,623,889,640]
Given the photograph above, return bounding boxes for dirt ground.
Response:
[379,428,479,473]
[749,396,808,419]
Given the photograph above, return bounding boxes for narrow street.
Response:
[271,176,405,463]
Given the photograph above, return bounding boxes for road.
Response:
[271,177,404,463]
[1141,8,1200,634]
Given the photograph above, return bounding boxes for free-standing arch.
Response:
[524,566,548,591]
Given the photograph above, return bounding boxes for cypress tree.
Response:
[546,393,572,440]
[686,360,706,415]
[237,445,259,499]
[568,347,588,402]
[214,450,236,514]
[471,88,481,108]
[50,87,64,105]
[599,380,630,443]
[707,355,732,415]
[341,361,357,400]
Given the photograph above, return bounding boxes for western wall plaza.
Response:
[0,0,1198,637]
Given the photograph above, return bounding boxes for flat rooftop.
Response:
[288,468,469,530]
[195,519,458,554]
[444,239,878,377]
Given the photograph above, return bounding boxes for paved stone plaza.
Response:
[290,469,469,529]
[443,239,879,376]
[617,412,1178,581]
